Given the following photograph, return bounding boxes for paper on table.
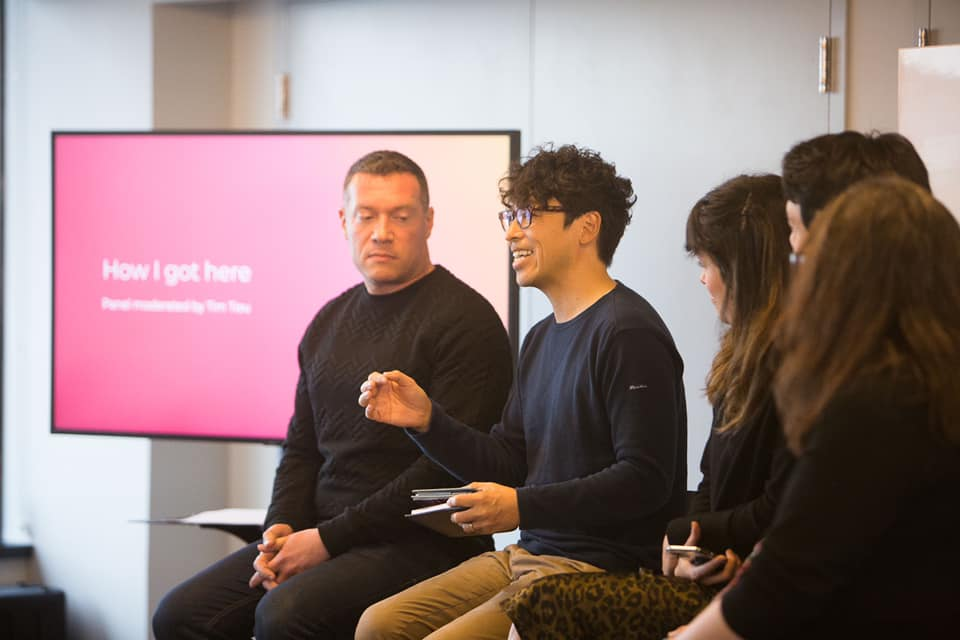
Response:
[135,507,267,544]
[176,508,267,526]
[137,507,266,526]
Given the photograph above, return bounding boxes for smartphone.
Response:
[411,487,478,502]
[664,545,717,566]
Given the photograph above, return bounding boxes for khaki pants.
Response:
[355,544,603,640]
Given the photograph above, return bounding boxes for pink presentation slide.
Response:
[52,132,516,441]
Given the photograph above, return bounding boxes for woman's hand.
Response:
[662,521,701,576]
[675,549,742,586]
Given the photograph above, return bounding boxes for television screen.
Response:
[52,131,519,442]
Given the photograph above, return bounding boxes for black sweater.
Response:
[264,266,513,557]
[723,383,960,638]
[666,400,795,559]
[415,283,688,572]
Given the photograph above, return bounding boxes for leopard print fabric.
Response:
[501,569,718,640]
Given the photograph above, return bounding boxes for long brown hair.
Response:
[686,174,792,432]
[774,175,960,452]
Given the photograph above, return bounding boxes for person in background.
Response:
[675,176,960,639]
[502,174,795,640]
[356,144,688,640]
[781,130,929,254]
[153,150,513,640]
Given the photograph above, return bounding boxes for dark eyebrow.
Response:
[354,205,418,215]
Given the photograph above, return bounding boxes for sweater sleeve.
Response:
[721,393,929,636]
[665,426,714,544]
[687,417,715,515]
[694,436,792,557]
[264,355,324,532]
[516,328,683,529]
[409,371,529,488]
[666,404,795,558]
[315,300,513,556]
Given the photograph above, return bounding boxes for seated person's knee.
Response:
[254,589,299,640]
[354,600,396,640]
[151,584,191,639]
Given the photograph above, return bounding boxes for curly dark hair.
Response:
[781,131,929,227]
[499,144,636,266]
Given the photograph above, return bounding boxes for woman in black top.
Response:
[501,174,794,640]
[675,177,960,639]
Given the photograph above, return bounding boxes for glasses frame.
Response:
[498,205,566,231]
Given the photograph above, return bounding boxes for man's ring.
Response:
[463,522,474,533]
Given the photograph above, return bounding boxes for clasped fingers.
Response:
[249,551,277,589]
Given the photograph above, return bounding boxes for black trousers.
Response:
[152,536,489,640]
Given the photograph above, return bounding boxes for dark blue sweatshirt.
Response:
[415,282,687,571]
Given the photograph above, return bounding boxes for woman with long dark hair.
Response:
[675,176,960,638]
[502,174,794,640]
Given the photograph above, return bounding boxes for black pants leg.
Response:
[153,537,486,640]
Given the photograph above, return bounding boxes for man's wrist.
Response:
[412,402,433,433]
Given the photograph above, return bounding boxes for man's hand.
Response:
[249,526,330,591]
[358,371,432,432]
[447,482,519,535]
[663,521,701,576]
[249,523,293,589]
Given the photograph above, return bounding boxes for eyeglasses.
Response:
[498,206,565,231]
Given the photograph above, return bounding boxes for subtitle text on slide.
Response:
[100,258,254,316]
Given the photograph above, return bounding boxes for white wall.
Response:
[847,0,960,131]
[3,2,156,638]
